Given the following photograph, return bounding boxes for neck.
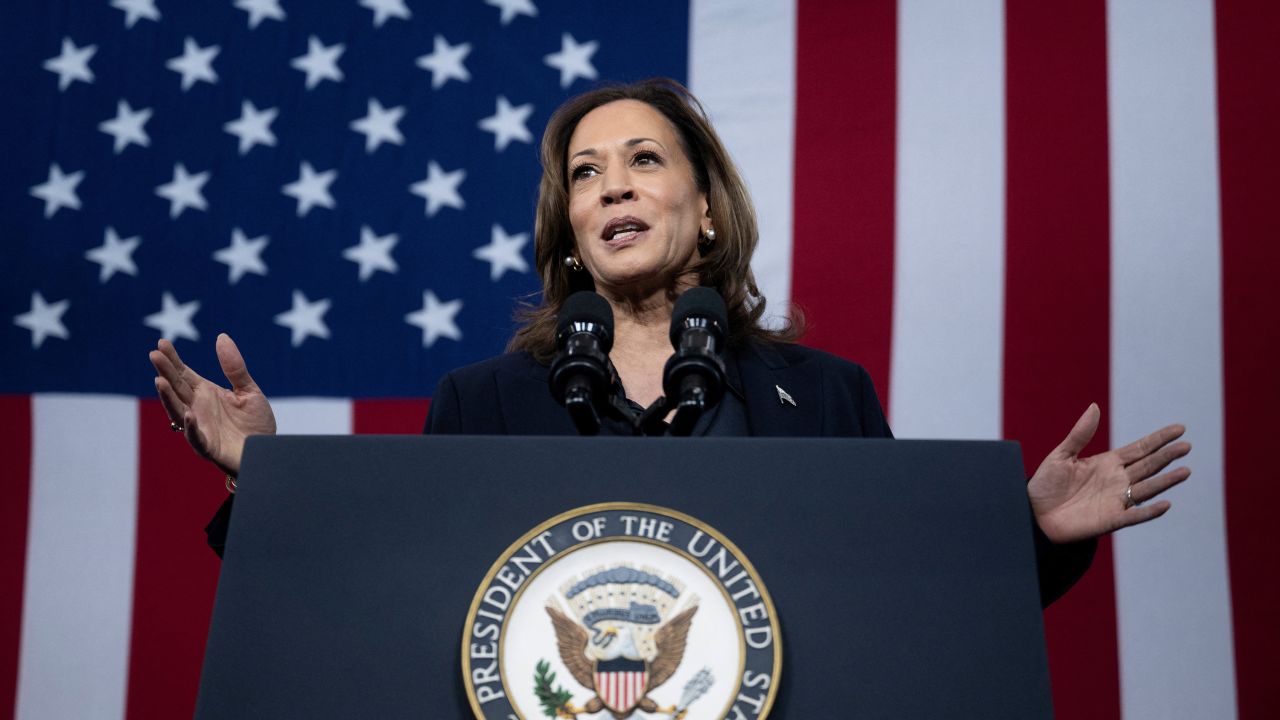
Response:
[595,278,696,406]
[595,273,698,345]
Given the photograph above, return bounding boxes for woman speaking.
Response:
[149,79,1191,606]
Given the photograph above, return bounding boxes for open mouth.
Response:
[601,216,650,244]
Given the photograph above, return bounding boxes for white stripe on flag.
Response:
[272,398,354,435]
[688,0,797,325]
[890,0,1006,439]
[17,395,138,720]
[1106,1,1236,718]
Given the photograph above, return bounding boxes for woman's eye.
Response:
[634,151,660,166]
[570,165,597,181]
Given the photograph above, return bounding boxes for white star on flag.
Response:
[478,96,534,151]
[111,0,160,28]
[405,290,463,347]
[544,33,599,88]
[85,227,140,283]
[275,290,331,347]
[43,37,96,91]
[410,161,465,216]
[30,163,84,218]
[14,291,70,349]
[144,292,200,342]
[350,99,405,153]
[416,35,472,89]
[343,226,400,281]
[234,0,285,29]
[360,0,411,27]
[98,100,152,154]
[282,162,337,217]
[223,100,278,155]
[473,224,530,281]
[212,228,269,284]
[486,0,537,26]
[292,36,345,90]
[155,163,210,218]
[166,37,219,91]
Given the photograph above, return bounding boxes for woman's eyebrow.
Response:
[625,137,664,149]
[570,137,667,161]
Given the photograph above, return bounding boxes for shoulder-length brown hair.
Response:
[508,78,802,362]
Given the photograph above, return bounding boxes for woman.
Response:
[149,79,1191,605]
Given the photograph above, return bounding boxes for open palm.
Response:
[149,333,276,476]
[1029,403,1191,544]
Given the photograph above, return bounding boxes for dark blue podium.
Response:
[195,436,1052,719]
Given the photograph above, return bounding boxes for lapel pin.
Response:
[776,384,796,407]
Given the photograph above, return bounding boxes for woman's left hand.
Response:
[1028,403,1191,544]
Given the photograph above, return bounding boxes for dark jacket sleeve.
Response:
[205,495,234,558]
[1033,525,1097,607]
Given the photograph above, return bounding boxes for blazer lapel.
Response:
[737,342,824,437]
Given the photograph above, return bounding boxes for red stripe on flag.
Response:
[353,399,431,435]
[792,0,897,405]
[125,400,227,720]
[0,396,32,719]
[1004,2,1120,718]
[1215,1,1280,716]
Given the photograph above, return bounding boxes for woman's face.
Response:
[566,100,708,298]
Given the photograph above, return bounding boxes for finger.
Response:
[154,376,189,426]
[156,338,188,376]
[1114,423,1187,465]
[215,333,259,392]
[1054,403,1100,458]
[150,348,196,406]
[157,338,210,394]
[1125,441,1192,483]
[1117,499,1172,530]
[1131,466,1191,504]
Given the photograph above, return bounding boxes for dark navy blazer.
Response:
[423,341,892,439]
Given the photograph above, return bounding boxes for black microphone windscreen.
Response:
[670,287,728,347]
[557,291,614,348]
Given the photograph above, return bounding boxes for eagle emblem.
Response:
[540,565,711,719]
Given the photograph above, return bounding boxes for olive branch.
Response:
[533,659,574,718]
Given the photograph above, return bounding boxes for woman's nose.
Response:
[599,169,635,205]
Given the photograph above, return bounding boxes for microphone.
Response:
[662,287,728,436]
[549,291,618,436]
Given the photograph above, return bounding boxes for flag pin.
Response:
[776,385,796,406]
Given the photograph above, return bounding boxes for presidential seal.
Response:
[462,503,781,720]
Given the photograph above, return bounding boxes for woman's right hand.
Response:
[149,333,277,477]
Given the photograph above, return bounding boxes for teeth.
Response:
[609,224,642,239]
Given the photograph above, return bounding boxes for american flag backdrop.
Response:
[0,0,1275,718]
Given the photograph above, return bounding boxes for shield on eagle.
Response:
[594,658,649,714]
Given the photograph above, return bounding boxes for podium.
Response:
[195,436,1053,719]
